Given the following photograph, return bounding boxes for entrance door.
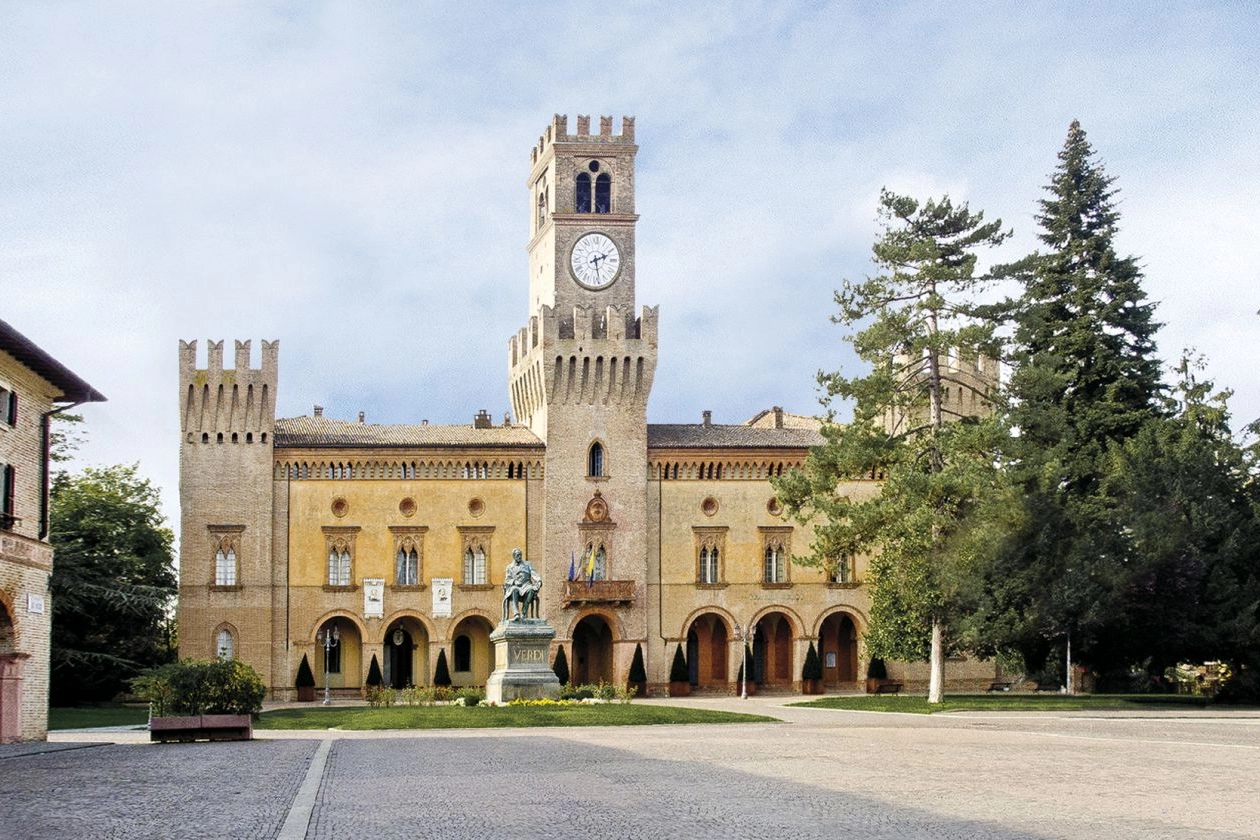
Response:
[820,613,858,685]
[386,627,413,689]
[571,615,613,685]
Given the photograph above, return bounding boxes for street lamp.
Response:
[318,622,340,706]
[733,621,757,700]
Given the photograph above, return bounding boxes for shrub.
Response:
[802,642,823,681]
[131,658,266,717]
[866,657,887,680]
[295,655,316,689]
[454,686,485,707]
[365,686,396,708]
[552,646,571,686]
[669,644,689,683]
[434,650,452,687]
[628,643,647,686]
[366,655,383,688]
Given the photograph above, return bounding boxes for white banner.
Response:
[363,578,385,617]
[431,578,453,617]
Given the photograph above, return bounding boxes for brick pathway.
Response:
[0,697,1255,839]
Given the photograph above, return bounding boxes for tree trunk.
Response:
[928,619,944,704]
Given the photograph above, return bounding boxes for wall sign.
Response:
[432,578,453,617]
[27,593,45,615]
[363,578,385,617]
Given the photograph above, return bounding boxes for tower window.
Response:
[215,546,237,586]
[587,442,605,477]
[588,160,599,172]
[575,172,591,213]
[595,173,611,213]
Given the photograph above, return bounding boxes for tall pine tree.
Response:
[775,189,1010,702]
[975,121,1163,683]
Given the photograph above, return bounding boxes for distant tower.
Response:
[508,115,657,666]
[177,339,280,686]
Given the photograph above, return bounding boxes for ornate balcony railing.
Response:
[561,579,636,607]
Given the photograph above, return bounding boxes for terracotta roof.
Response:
[275,415,543,449]
[648,423,824,449]
[0,319,106,403]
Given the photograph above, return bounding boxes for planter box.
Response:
[150,714,252,743]
[296,685,316,702]
[668,681,691,697]
[801,678,823,695]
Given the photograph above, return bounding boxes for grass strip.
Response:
[49,706,151,729]
[258,704,776,730]
[790,693,1221,714]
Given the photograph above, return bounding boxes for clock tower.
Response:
[508,114,657,667]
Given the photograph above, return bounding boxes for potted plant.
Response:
[552,646,571,687]
[668,644,690,697]
[627,643,648,697]
[132,658,265,742]
[295,654,316,702]
[801,641,823,694]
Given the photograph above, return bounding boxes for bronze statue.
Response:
[502,548,541,621]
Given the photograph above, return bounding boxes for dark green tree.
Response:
[976,121,1164,681]
[49,464,177,704]
[802,641,823,682]
[433,649,452,686]
[628,643,647,692]
[669,644,689,683]
[366,654,383,687]
[774,188,1011,702]
[552,646,570,685]
[295,654,316,689]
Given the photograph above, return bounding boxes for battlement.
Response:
[179,339,279,438]
[508,304,658,366]
[532,114,636,164]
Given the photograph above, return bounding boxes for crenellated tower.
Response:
[177,339,281,687]
[509,115,657,666]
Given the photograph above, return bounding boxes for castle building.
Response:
[1,319,105,741]
[177,115,993,698]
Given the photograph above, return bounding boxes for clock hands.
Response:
[590,252,606,282]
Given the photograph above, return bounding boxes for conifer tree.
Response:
[976,121,1164,680]
[775,189,1011,702]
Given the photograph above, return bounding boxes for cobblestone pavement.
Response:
[1,697,1256,839]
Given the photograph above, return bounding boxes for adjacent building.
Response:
[0,319,105,742]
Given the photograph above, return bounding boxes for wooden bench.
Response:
[150,714,252,743]
[987,681,1012,692]
[872,681,903,695]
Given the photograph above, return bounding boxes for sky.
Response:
[3,2,1258,538]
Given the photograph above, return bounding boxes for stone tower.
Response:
[508,115,657,662]
[177,339,280,686]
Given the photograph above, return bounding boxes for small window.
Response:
[829,554,854,584]
[216,628,234,660]
[215,546,237,586]
[699,547,719,584]
[595,173,611,213]
[463,546,486,585]
[764,545,785,584]
[575,172,591,213]
[1,464,15,529]
[454,634,472,672]
[587,442,604,477]
[328,548,352,586]
[396,547,418,586]
[3,387,15,426]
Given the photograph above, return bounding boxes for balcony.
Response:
[561,579,636,607]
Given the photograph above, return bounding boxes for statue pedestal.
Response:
[485,619,561,705]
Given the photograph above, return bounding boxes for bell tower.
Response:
[508,114,657,662]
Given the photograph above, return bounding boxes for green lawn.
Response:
[48,706,151,730]
[791,693,1220,714]
[258,703,777,730]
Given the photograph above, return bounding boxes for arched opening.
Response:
[684,613,729,689]
[595,172,611,213]
[450,616,494,686]
[819,612,859,686]
[383,618,428,689]
[587,441,604,477]
[753,612,794,688]
[0,601,21,743]
[575,172,591,213]
[571,615,613,685]
[314,618,362,695]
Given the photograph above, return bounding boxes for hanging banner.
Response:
[363,578,385,617]
[432,578,453,617]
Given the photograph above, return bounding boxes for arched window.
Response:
[216,627,234,660]
[764,545,785,583]
[700,547,719,584]
[328,548,351,586]
[215,546,237,586]
[575,172,591,213]
[587,442,604,477]
[463,546,486,585]
[595,173,611,213]
[594,544,607,581]
[454,634,472,672]
[396,547,418,586]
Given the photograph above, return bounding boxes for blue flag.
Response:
[568,552,576,582]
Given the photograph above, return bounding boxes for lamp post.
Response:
[318,622,340,706]
[734,621,757,700]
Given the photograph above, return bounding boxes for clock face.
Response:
[570,232,621,289]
